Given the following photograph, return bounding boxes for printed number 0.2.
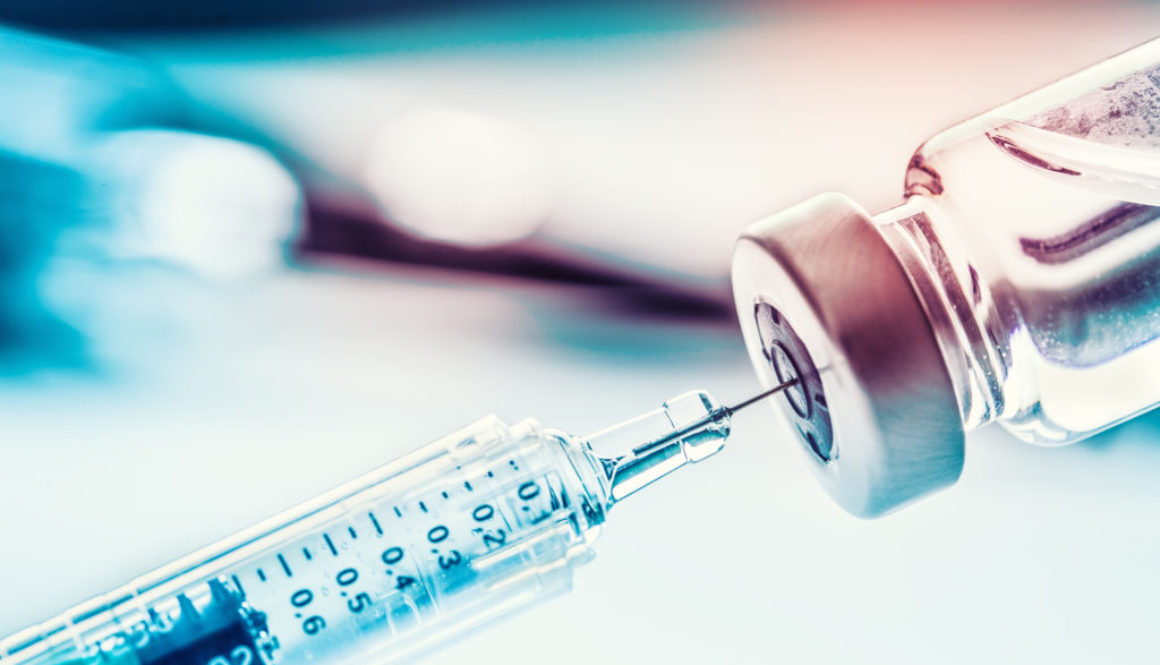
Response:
[206,646,253,665]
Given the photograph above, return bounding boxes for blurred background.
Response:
[3,1,1160,663]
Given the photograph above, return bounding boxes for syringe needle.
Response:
[723,379,799,415]
[590,381,799,505]
[625,379,798,457]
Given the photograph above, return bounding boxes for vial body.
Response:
[877,38,1160,443]
[733,37,1160,515]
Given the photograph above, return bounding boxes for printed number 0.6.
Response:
[303,616,327,635]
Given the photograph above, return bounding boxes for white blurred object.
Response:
[90,129,302,279]
[31,130,303,371]
[363,107,551,246]
[127,2,1160,295]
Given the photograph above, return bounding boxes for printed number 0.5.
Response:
[347,592,373,614]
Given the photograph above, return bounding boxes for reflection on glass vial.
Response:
[890,41,1160,439]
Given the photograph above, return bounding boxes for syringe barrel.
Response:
[1,417,607,665]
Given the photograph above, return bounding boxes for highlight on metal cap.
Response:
[731,192,965,517]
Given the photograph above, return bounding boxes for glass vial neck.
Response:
[872,196,1013,431]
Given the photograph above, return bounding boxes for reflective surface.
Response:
[896,40,1160,439]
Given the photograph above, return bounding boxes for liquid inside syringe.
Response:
[0,384,792,665]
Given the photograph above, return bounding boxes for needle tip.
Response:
[725,379,798,414]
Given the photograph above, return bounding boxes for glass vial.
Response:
[732,38,1160,516]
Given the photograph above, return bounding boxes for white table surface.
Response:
[3,262,1160,665]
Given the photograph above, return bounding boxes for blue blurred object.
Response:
[0,28,303,374]
[0,28,179,371]
[0,151,84,370]
[0,0,688,30]
[0,27,181,150]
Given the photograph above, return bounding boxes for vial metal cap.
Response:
[731,192,965,517]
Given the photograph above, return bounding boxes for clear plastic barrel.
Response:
[879,38,1160,441]
[0,417,607,665]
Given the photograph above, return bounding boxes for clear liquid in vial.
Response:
[904,64,1160,437]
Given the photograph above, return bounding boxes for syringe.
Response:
[0,384,792,665]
